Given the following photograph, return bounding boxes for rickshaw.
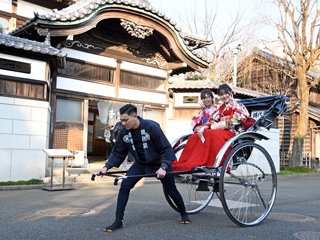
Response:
[92,95,289,227]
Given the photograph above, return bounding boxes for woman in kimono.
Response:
[172,84,250,172]
[192,89,218,132]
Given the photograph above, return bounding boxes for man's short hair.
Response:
[120,104,137,116]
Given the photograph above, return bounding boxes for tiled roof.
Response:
[0,33,66,69]
[292,102,320,120]
[168,80,270,98]
[307,105,320,119]
[179,31,212,50]
[253,48,320,79]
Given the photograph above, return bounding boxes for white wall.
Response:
[0,53,47,81]
[256,128,280,173]
[0,0,12,13]
[316,132,320,159]
[167,120,193,143]
[167,119,280,172]
[0,96,50,181]
[119,87,166,105]
[121,61,167,78]
[57,76,115,97]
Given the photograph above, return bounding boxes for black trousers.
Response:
[115,162,186,215]
[105,142,112,159]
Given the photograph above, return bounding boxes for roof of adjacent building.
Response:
[308,105,320,119]
[168,80,270,98]
[289,101,320,122]
[0,33,66,68]
[249,48,320,80]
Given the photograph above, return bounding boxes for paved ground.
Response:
[1,174,320,240]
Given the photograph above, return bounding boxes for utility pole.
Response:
[233,44,241,87]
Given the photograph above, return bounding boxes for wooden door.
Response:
[88,109,106,156]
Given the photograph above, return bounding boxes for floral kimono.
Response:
[191,105,219,131]
[172,102,250,172]
[205,102,250,134]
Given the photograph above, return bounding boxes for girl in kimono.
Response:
[172,84,250,171]
[192,89,218,133]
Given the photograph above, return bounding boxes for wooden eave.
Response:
[293,107,320,123]
[11,3,210,74]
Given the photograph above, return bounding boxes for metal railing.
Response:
[280,151,310,168]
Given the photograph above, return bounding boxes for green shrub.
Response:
[279,166,317,175]
[0,179,43,186]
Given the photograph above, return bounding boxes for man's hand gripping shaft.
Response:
[91,167,108,181]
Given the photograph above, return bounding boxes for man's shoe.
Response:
[104,213,124,232]
[104,222,123,232]
[181,214,190,224]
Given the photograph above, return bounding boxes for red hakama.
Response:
[172,129,235,172]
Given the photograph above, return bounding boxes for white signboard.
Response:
[43,149,74,157]
[251,110,265,121]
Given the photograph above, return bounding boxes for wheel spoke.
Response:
[220,142,277,226]
[255,184,266,209]
[164,138,214,214]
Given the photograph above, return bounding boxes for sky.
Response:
[149,1,267,40]
[149,0,264,30]
[149,0,273,56]
[149,0,285,57]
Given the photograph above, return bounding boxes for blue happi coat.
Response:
[105,117,176,169]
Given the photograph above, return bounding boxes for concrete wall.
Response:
[0,96,50,181]
[167,120,280,172]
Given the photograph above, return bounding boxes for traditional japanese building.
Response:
[0,0,211,181]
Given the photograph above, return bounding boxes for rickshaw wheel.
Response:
[163,140,214,214]
[219,142,277,226]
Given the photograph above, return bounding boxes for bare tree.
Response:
[166,0,262,80]
[235,49,298,97]
[265,0,320,166]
